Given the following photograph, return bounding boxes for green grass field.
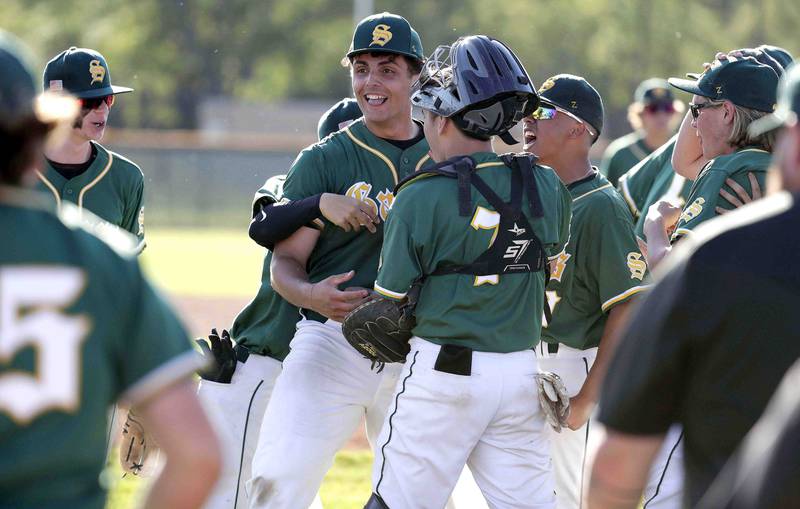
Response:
[108,228,375,508]
[105,450,374,509]
[139,228,266,298]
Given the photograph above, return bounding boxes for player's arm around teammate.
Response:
[248,14,430,509]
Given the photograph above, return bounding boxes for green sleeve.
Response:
[120,177,144,241]
[282,147,333,202]
[374,201,422,301]
[119,258,197,404]
[587,214,650,312]
[552,182,573,257]
[251,175,286,217]
[619,138,676,218]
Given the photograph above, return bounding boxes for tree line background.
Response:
[4,0,798,138]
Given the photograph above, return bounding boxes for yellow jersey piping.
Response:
[78,154,114,210]
[35,170,61,209]
[601,285,649,312]
[345,128,398,184]
[573,183,613,202]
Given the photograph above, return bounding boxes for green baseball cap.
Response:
[317,98,362,140]
[344,12,423,63]
[669,57,779,113]
[537,74,604,137]
[43,47,133,99]
[635,78,674,105]
[757,45,794,71]
[750,63,800,136]
[0,31,76,129]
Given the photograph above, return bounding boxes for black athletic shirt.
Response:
[597,192,800,507]
[46,144,98,180]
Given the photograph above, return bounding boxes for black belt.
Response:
[548,342,559,354]
[434,344,473,376]
[234,343,251,364]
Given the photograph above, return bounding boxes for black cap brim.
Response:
[74,85,133,99]
[668,77,708,98]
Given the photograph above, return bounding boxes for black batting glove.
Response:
[196,328,237,383]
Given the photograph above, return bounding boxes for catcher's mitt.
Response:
[535,371,570,432]
[342,292,417,369]
[120,409,154,476]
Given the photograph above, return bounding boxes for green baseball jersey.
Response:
[281,118,429,323]
[672,148,770,241]
[230,175,298,361]
[541,172,649,350]
[616,137,693,239]
[0,189,198,509]
[618,137,677,219]
[600,132,653,187]
[375,152,572,353]
[636,165,693,240]
[36,142,145,251]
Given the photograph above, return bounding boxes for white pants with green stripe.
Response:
[247,319,402,509]
[538,344,684,509]
[373,337,556,508]
[197,352,324,509]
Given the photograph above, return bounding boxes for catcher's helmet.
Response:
[411,35,538,141]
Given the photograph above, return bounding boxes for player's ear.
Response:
[722,101,736,124]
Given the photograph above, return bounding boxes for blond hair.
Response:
[728,103,775,152]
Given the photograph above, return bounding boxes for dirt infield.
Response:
[172,293,370,450]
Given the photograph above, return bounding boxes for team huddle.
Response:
[1,10,799,509]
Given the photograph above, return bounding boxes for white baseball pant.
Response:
[247,319,402,509]
[537,343,684,509]
[373,337,556,509]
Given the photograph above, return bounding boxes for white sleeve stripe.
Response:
[120,351,205,407]
[374,283,407,299]
[601,285,651,312]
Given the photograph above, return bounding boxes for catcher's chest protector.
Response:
[399,154,550,280]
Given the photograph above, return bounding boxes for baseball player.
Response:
[600,79,682,187]
[247,13,430,508]
[590,63,800,508]
[38,47,150,472]
[644,57,779,267]
[0,31,220,509]
[195,99,363,509]
[621,47,791,243]
[522,75,684,509]
[359,35,571,508]
[38,47,145,252]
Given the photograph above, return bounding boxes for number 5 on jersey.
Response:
[0,267,89,424]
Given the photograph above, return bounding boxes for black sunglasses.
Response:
[689,101,722,120]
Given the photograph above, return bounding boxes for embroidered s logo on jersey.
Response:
[549,251,571,282]
[679,197,706,224]
[345,181,394,221]
[626,252,647,281]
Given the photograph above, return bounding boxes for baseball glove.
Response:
[120,409,154,476]
[196,328,237,383]
[342,293,417,369]
[535,371,570,432]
